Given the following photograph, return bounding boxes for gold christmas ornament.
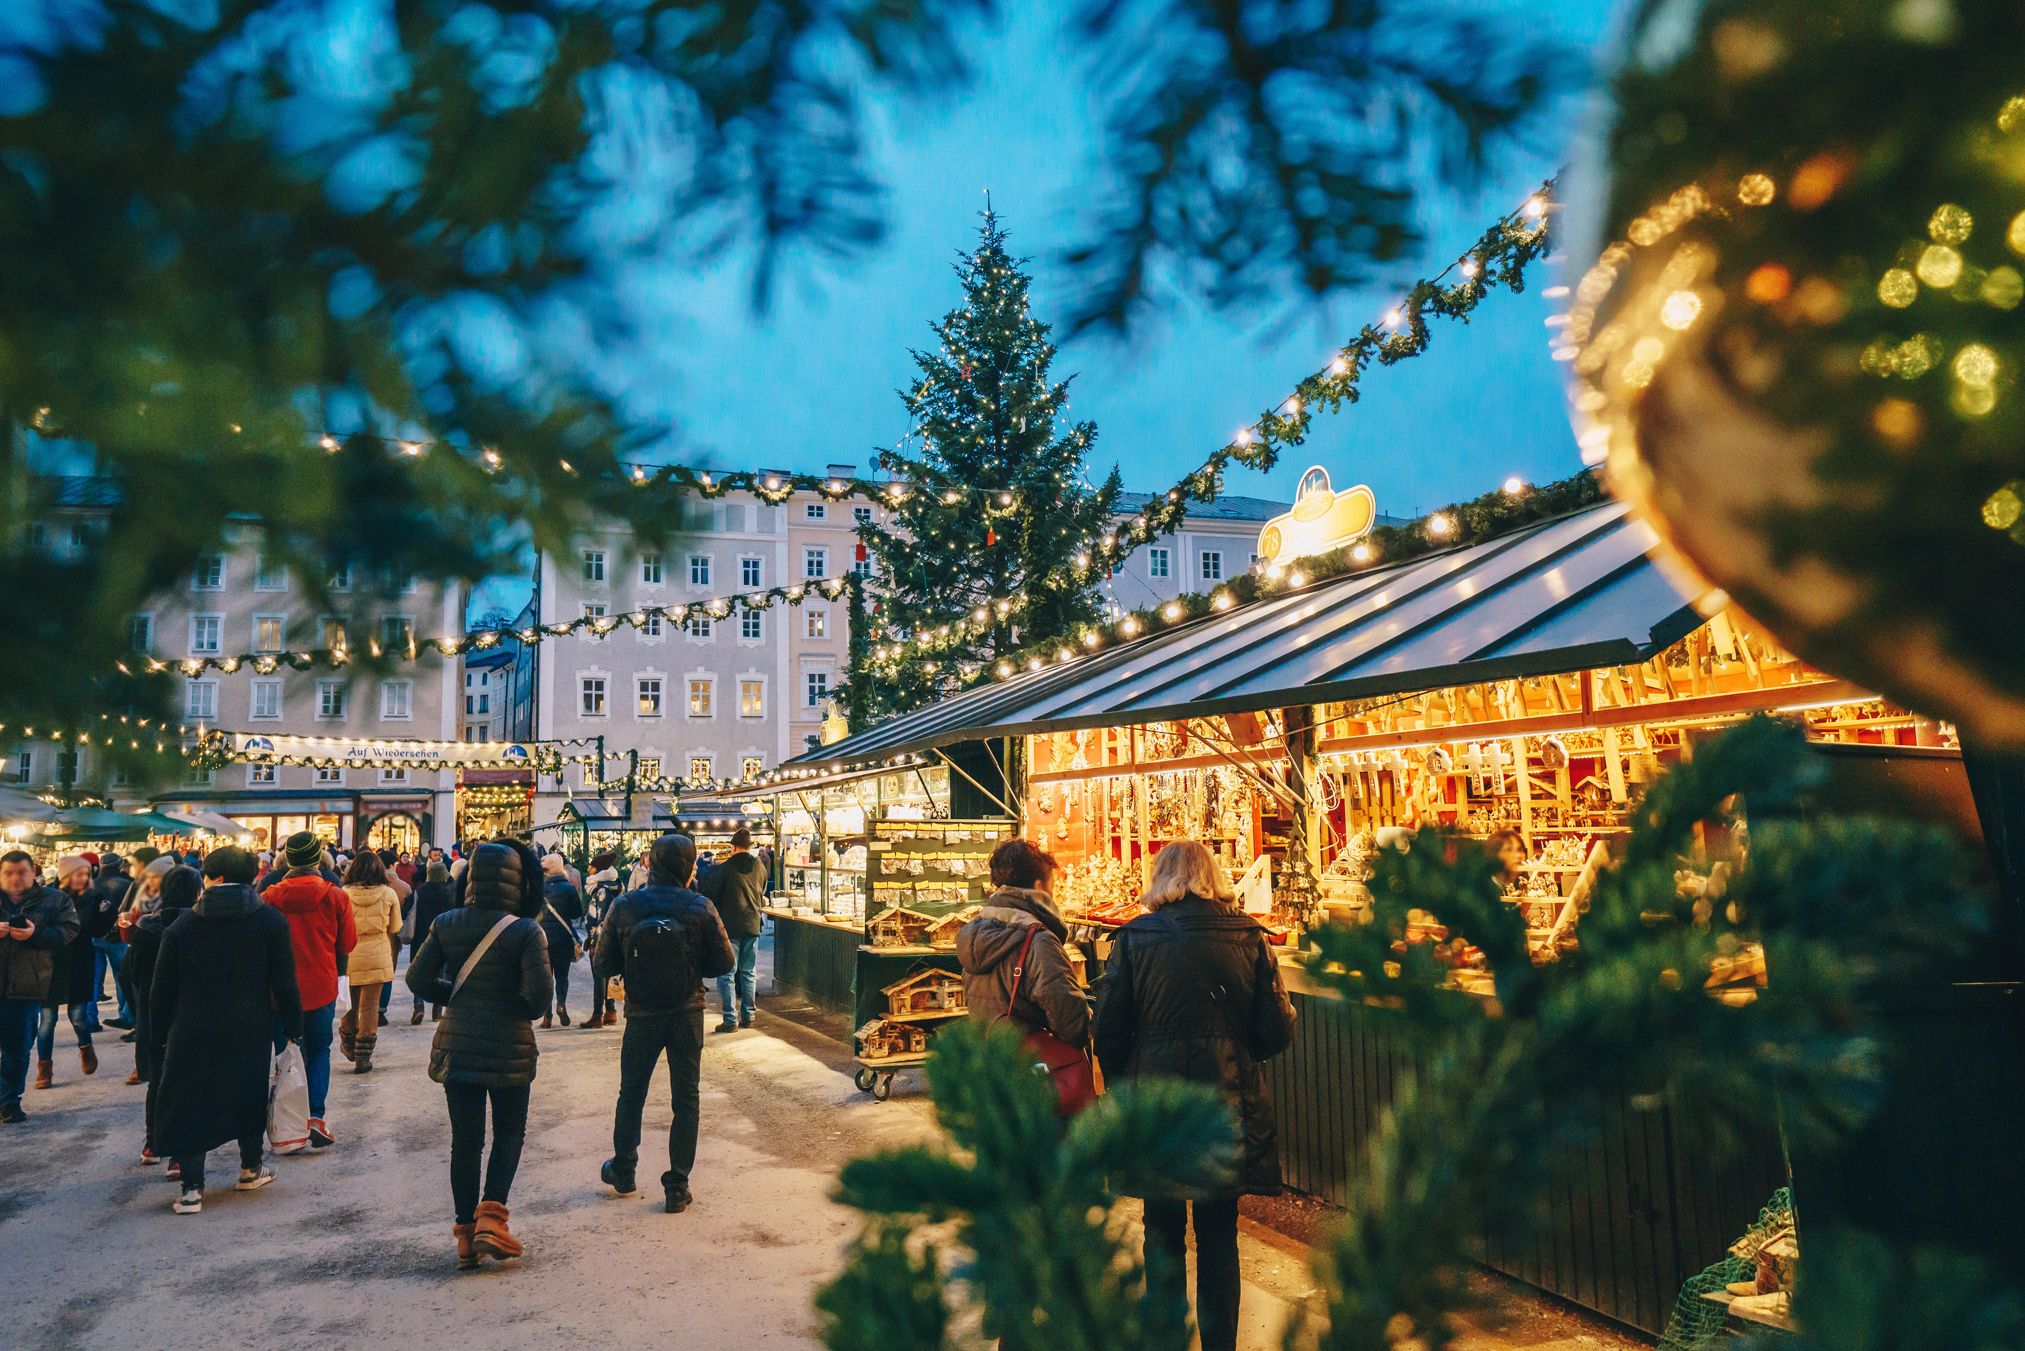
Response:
[1572,0,2025,746]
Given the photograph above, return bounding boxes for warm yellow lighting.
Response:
[1916,244,1963,289]
[1736,173,1775,206]
[1659,290,1703,330]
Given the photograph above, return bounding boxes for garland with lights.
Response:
[874,471,1607,687]
[857,182,1560,687]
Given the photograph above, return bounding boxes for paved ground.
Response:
[5,939,1643,1350]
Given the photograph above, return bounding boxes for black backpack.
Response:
[624,913,696,1007]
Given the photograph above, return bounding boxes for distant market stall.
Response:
[776,497,1972,1335]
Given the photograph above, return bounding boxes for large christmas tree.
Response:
[848,211,1121,724]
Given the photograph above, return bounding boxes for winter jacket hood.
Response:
[955,886,1088,1049]
[263,871,357,1011]
[591,883,735,1013]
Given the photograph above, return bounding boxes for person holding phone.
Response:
[0,850,82,1124]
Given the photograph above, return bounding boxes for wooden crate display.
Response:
[882,968,966,1017]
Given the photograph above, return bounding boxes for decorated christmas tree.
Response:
[847,211,1121,725]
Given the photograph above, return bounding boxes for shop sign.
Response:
[1257,465,1377,564]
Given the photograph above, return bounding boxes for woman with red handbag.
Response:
[1093,840,1296,1351]
[954,840,1093,1111]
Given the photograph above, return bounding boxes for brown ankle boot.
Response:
[471,1200,524,1261]
[453,1222,479,1270]
[353,1034,377,1073]
[81,1044,99,1076]
[34,1059,52,1090]
[581,1012,603,1030]
[540,1013,552,1029]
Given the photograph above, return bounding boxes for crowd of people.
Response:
[1,821,1290,1348]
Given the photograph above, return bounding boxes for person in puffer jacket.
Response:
[404,840,550,1271]
[954,839,1090,1050]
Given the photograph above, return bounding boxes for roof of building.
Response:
[1112,491,1289,524]
[788,500,1710,766]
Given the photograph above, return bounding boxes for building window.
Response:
[641,551,663,584]
[379,768,409,786]
[248,763,276,786]
[642,612,662,637]
[687,677,714,719]
[188,615,222,655]
[805,670,830,709]
[688,554,712,587]
[192,554,225,590]
[739,678,766,718]
[741,756,764,781]
[255,555,288,591]
[66,521,86,550]
[805,502,827,520]
[250,679,283,721]
[319,617,348,652]
[1148,547,1170,579]
[740,610,763,641]
[579,676,607,717]
[475,693,489,714]
[684,615,713,640]
[25,522,46,552]
[253,614,285,653]
[13,750,31,784]
[805,606,828,640]
[638,756,661,783]
[582,603,607,620]
[739,557,762,588]
[380,615,413,652]
[853,506,872,524]
[637,677,662,717]
[317,680,347,720]
[185,679,218,721]
[688,756,713,786]
[110,764,133,789]
[380,680,413,721]
[128,613,154,653]
[387,567,416,595]
[852,554,873,579]
[1200,550,1223,581]
[315,767,344,786]
[184,764,216,788]
[582,549,606,583]
[327,561,353,591]
[803,547,827,580]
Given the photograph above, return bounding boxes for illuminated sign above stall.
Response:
[1257,465,1377,565]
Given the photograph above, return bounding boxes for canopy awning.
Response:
[794,501,1711,769]
[0,785,63,825]
[163,809,245,837]
[41,806,154,842]
[545,797,676,833]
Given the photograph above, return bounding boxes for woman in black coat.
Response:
[1093,841,1295,1351]
[535,855,583,1026]
[128,866,201,1164]
[407,861,457,1024]
[150,849,302,1213]
[405,839,550,1269]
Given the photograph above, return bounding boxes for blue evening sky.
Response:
[613,0,1622,520]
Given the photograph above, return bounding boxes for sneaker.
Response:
[0,1105,26,1124]
[172,1188,203,1215]
[166,1160,181,1180]
[105,1017,134,1030]
[234,1164,276,1192]
[600,1158,637,1196]
[139,1148,160,1166]
[308,1118,334,1150]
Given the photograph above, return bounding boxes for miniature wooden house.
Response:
[924,907,978,948]
[856,1018,931,1060]
[882,968,966,1017]
[866,906,939,948]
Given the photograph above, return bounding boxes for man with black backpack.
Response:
[592,833,734,1213]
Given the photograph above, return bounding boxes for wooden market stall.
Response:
[779,499,1996,1334]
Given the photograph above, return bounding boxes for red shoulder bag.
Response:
[1007,925,1097,1118]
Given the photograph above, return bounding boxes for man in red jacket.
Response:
[262,832,356,1150]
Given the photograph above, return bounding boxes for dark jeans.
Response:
[94,938,132,1021]
[178,1137,265,1191]
[0,998,38,1110]
[1143,1197,1241,1351]
[546,928,575,1008]
[611,1008,704,1193]
[36,1002,94,1058]
[445,1082,530,1225]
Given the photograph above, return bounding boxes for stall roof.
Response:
[164,808,245,837]
[792,501,1710,768]
[547,797,676,832]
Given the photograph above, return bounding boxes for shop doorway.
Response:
[365,812,423,855]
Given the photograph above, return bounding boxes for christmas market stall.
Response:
[784,496,1967,1334]
[711,747,1016,1038]
[544,795,677,874]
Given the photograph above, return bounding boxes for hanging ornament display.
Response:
[1572,0,2025,745]
[985,526,997,547]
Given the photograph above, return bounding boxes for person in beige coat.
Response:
[339,851,402,1073]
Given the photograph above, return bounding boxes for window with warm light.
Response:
[741,757,764,781]
[806,606,827,640]
[687,678,714,718]
[739,678,765,718]
[637,677,662,717]
[688,756,713,786]
[253,614,285,653]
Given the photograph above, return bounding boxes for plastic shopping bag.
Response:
[268,1044,312,1155]
[333,976,351,1022]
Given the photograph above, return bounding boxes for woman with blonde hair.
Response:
[1093,840,1295,1351]
[339,850,402,1073]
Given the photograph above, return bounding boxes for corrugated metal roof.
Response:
[791,501,1709,767]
